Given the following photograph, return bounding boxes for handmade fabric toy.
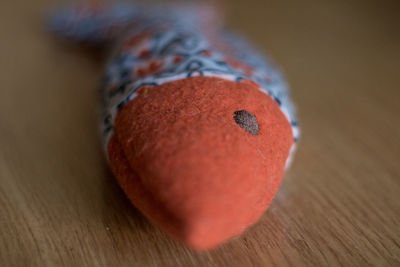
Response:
[50,3,299,249]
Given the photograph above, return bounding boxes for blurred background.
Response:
[1,0,399,266]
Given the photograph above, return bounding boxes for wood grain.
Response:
[1,0,399,266]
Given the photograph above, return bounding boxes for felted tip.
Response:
[108,77,294,249]
[179,221,237,250]
[175,214,250,250]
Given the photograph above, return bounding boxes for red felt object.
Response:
[107,76,293,249]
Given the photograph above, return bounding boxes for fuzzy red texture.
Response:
[107,76,293,249]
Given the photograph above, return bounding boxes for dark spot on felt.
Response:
[233,110,259,135]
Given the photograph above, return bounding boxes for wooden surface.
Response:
[1,0,400,266]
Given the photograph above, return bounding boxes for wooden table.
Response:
[1,0,399,266]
